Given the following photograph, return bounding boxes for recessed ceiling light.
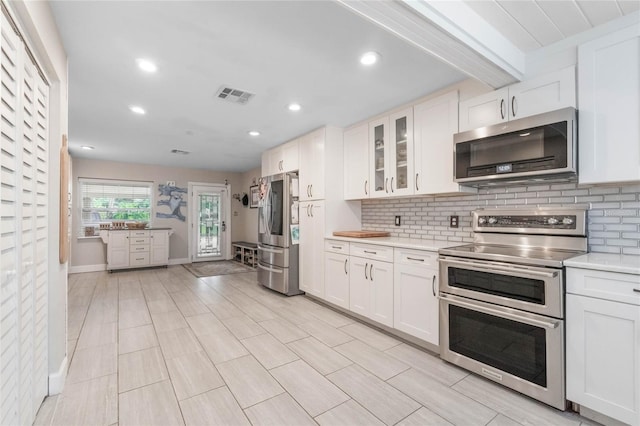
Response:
[248,131,260,136]
[81,145,94,150]
[129,105,146,115]
[288,103,301,112]
[360,51,381,66]
[136,58,157,73]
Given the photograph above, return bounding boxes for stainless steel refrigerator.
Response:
[257,171,302,296]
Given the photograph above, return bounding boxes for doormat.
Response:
[183,260,255,278]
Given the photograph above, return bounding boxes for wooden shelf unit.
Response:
[232,241,258,268]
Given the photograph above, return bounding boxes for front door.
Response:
[190,184,228,262]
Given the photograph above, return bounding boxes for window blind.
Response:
[79,178,152,229]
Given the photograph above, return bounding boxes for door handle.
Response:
[432,275,436,297]
[221,221,226,232]
[344,259,348,274]
[369,264,374,281]
[364,262,368,279]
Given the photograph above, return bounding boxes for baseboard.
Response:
[169,258,190,265]
[68,264,106,274]
[48,356,67,395]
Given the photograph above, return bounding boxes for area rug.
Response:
[183,260,255,278]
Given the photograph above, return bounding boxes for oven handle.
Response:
[440,257,558,279]
[440,293,560,329]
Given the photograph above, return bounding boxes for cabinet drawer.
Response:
[129,252,150,266]
[350,243,393,262]
[325,240,349,255]
[130,244,150,253]
[129,230,150,237]
[567,268,640,305]
[129,237,150,245]
[394,247,438,268]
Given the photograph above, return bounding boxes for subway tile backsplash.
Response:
[361,182,640,255]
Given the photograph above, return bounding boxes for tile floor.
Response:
[34,266,596,426]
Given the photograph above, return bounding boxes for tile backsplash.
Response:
[361,182,640,255]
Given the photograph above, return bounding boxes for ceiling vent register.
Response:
[215,85,255,105]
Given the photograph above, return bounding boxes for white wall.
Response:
[231,166,261,243]
[70,157,247,270]
[7,0,70,393]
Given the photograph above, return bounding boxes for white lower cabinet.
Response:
[566,267,640,426]
[101,229,172,271]
[349,243,394,328]
[324,241,350,309]
[299,201,325,297]
[393,248,439,345]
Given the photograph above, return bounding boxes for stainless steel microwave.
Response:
[454,108,577,186]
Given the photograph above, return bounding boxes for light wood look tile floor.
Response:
[35,266,596,426]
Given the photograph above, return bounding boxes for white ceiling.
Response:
[464,0,639,52]
[50,1,638,173]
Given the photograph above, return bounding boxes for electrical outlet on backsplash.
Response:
[361,182,640,255]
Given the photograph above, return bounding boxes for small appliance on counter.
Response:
[257,171,301,296]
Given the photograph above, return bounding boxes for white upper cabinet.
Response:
[369,116,390,198]
[414,90,474,195]
[299,128,325,201]
[389,108,414,197]
[459,66,576,132]
[344,123,370,200]
[578,25,640,185]
[261,139,300,176]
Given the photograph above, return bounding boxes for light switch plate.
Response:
[395,216,401,226]
[166,181,176,187]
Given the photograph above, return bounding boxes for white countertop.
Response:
[565,253,640,275]
[326,236,460,252]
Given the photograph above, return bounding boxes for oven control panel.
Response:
[476,215,577,229]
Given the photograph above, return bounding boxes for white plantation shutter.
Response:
[0,11,49,426]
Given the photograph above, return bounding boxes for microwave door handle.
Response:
[442,257,558,279]
[440,293,560,329]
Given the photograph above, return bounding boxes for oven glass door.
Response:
[439,294,565,409]
[449,304,547,386]
[439,257,563,317]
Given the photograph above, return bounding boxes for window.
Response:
[79,178,153,230]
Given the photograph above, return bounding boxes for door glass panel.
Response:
[395,116,408,190]
[448,267,545,305]
[197,193,220,257]
[449,305,547,387]
[374,124,385,192]
[269,180,283,235]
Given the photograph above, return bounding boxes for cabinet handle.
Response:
[344,259,348,274]
[306,204,311,217]
[306,185,310,197]
[407,257,424,262]
[364,250,377,255]
[364,262,368,280]
[364,180,368,196]
[391,177,394,193]
[310,204,314,218]
[415,173,419,191]
[385,178,389,193]
[633,289,640,293]
[511,96,517,118]
[500,99,505,119]
[309,184,313,198]
[432,275,436,297]
[331,246,342,250]
[136,258,144,261]
[370,264,374,281]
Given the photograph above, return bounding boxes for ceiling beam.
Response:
[336,0,525,88]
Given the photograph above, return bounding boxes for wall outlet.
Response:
[395,215,401,226]
[166,181,176,187]
[450,215,459,228]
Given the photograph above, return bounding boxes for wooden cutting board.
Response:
[332,230,390,238]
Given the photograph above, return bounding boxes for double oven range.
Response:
[439,208,587,410]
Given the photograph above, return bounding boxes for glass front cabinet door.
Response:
[390,108,414,196]
[369,117,389,198]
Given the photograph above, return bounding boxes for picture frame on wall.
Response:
[250,185,259,208]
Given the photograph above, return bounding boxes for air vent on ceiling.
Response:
[171,149,190,155]
[215,85,255,105]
